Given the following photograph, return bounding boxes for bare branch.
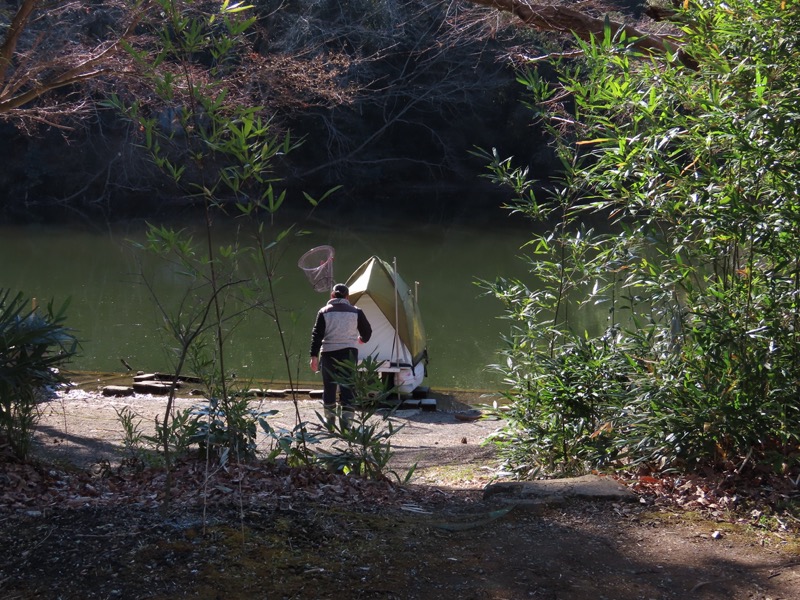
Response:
[463,0,697,67]
[0,0,39,85]
[0,0,150,122]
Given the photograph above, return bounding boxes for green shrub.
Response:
[312,357,415,482]
[481,0,800,478]
[0,290,78,460]
[190,394,278,463]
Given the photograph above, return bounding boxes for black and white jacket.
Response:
[310,298,372,357]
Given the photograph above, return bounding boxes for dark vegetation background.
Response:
[1,0,640,224]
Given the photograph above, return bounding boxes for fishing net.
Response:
[298,245,335,292]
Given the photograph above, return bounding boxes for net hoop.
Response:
[298,245,335,292]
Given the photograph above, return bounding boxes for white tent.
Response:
[346,256,428,393]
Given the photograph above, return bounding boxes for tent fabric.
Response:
[350,295,411,367]
[346,256,427,368]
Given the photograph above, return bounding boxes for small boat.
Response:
[346,256,428,394]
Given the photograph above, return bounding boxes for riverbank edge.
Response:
[65,370,505,411]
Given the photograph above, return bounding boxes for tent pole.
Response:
[393,257,399,367]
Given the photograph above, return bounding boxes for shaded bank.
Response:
[0,118,528,228]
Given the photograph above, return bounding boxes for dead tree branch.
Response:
[463,0,697,68]
[0,0,149,122]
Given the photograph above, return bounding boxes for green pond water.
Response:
[2,217,541,391]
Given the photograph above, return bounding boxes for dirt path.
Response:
[2,384,798,600]
[33,385,502,485]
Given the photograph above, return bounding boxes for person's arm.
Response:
[309,312,325,371]
[357,309,372,343]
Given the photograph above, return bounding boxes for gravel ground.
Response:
[33,382,504,484]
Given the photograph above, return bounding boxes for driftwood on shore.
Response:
[100,373,437,409]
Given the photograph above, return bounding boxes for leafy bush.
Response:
[0,290,78,460]
[259,416,320,466]
[190,394,277,464]
[488,331,635,477]
[255,357,414,481]
[309,357,414,481]
[481,0,800,478]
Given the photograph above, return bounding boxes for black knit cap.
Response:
[332,283,349,298]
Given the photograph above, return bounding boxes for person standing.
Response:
[310,283,372,427]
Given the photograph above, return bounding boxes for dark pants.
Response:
[320,347,358,407]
